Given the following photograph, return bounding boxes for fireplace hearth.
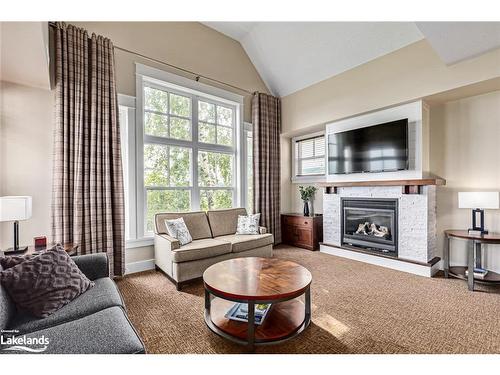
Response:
[341,198,398,256]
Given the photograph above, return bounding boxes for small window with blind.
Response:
[294,134,325,177]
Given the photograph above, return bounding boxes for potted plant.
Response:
[299,186,318,217]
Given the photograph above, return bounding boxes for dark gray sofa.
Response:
[0,253,145,354]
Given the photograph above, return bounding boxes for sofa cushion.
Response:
[0,263,16,331]
[215,233,274,253]
[172,238,231,263]
[207,208,247,237]
[155,211,212,240]
[2,306,145,354]
[9,277,123,334]
[0,247,94,318]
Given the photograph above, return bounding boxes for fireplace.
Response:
[341,198,398,256]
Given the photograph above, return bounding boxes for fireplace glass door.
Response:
[341,198,398,255]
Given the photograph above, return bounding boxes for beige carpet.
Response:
[116,245,500,354]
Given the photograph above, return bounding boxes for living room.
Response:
[1,0,500,371]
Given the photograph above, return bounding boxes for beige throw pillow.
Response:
[165,217,193,245]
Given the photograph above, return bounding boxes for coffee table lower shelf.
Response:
[204,295,311,348]
[448,266,500,284]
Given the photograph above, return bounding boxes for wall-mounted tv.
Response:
[328,119,408,175]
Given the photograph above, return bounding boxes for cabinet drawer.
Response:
[284,216,313,228]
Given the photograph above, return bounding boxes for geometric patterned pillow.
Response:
[236,213,261,235]
[0,253,42,269]
[0,246,94,318]
[164,217,193,246]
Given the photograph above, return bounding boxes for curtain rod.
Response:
[48,22,256,96]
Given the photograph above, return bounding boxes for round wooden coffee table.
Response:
[203,257,312,349]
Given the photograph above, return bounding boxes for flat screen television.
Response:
[328,118,408,174]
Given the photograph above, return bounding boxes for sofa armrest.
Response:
[259,226,267,234]
[72,253,109,280]
[156,234,180,250]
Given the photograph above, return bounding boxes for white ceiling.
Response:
[203,22,500,97]
[415,22,500,65]
[0,22,51,90]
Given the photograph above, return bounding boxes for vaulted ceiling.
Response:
[203,22,500,97]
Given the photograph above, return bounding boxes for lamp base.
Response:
[3,246,28,255]
[468,228,488,235]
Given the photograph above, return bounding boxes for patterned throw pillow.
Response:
[0,246,94,318]
[0,253,40,269]
[164,217,193,246]
[236,213,261,235]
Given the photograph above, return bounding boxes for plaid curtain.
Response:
[252,93,281,244]
[51,22,125,276]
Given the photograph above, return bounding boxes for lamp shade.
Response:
[0,196,32,222]
[458,192,499,209]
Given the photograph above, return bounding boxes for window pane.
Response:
[144,87,168,113]
[198,151,233,187]
[170,117,191,141]
[315,137,325,156]
[200,189,233,211]
[144,144,169,186]
[169,146,191,187]
[299,139,315,158]
[198,101,215,123]
[169,93,191,117]
[300,157,325,175]
[217,126,233,146]
[146,190,191,232]
[199,122,216,144]
[144,112,168,138]
[217,106,233,127]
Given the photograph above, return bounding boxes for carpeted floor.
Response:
[116,245,500,354]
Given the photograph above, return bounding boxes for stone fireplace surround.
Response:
[321,182,441,277]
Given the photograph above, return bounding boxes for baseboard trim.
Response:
[320,244,440,277]
[125,259,155,275]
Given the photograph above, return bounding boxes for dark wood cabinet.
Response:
[281,213,323,251]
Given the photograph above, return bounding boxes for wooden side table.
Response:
[444,230,500,291]
[0,243,79,257]
[281,213,323,250]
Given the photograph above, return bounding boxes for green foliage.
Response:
[299,186,318,202]
[200,189,232,211]
[144,144,190,187]
[146,190,190,232]
[198,151,232,187]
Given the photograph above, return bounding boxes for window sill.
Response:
[126,237,154,249]
[291,175,326,184]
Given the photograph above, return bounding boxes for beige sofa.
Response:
[154,208,274,290]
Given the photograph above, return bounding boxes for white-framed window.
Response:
[132,64,246,238]
[292,131,326,183]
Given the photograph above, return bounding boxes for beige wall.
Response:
[430,90,500,272]
[0,22,268,269]
[0,81,54,249]
[71,22,269,122]
[281,40,500,137]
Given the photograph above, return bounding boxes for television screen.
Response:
[328,119,408,174]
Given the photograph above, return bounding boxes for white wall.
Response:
[0,81,54,249]
[430,90,500,272]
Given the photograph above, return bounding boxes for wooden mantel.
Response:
[319,174,446,194]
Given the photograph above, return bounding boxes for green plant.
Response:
[299,186,318,202]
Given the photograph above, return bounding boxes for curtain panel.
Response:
[252,93,282,244]
[51,22,125,276]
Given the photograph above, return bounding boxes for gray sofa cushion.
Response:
[9,277,123,334]
[4,306,145,354]
[215,233,274,253]
[207,208,247,237]
[155,211,212,240]
[72,253,109,280]
[0,263,16,331]
[172,238,231,263]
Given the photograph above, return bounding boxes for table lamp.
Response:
[458,192,499,234]
[0,196,32,252]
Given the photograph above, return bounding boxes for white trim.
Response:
[136,63,244,105]
[118,93,136,108]
[125,258,155,275]
[320,244,439,278]
[291,130,326,183]
[125,237,153,249]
